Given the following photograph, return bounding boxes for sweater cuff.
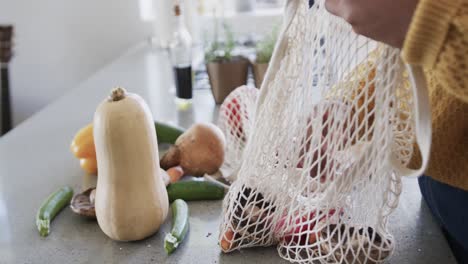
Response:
[402,0,462,67]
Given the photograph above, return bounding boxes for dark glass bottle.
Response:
[0,25,13,135]
[169,4,193,102]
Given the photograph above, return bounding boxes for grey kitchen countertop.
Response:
[0,43,456,264]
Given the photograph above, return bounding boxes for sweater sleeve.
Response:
[402,0,468,103]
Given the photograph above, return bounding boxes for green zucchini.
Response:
[155,122,185,144]
[36,186,74,237]
[164,199,189,254]
[166,181,226,202]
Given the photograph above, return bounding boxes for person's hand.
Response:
[325,0,419,48]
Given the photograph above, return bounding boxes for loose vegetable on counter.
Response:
[70,121,185,175]
[164,199,189,254]
[71,123,96,158]
[36,186,74,237]
[89,189,96,204]
[94,87,169,241]
[166,181,226,202]
[70,188,96,218]
[160,123,226,176]
[79,158,97,175]
[167,166,184,183]
[70,178,225,219]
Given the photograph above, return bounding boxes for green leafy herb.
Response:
[255,24,280,64]
[205,19,237,63]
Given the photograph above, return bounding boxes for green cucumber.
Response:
[164,199,189,254]
[167,181,226,202]
[155,122,185,144]
[36,186,74,237]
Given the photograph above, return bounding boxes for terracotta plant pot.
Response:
[206,57,249,104]
[252,62,269,89]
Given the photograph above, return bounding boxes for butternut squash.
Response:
[70,122,185,175]
[93,87,169,241]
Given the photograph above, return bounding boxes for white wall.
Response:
[0,0,152,125]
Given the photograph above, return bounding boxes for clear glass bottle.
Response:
[169,3,193,102]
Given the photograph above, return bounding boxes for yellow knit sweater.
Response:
[402,0,468,190]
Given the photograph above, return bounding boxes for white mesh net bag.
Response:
[218,0,432,263]
[218,85,259,182]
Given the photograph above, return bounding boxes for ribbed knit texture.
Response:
[404,0,468,190]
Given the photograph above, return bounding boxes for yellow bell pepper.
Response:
[70,123,96,159]
[80,158,98,175]
[71,123,98,175]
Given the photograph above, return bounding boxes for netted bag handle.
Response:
[255,0,301,113]
[217,0,301,182]
[390,65,432,177]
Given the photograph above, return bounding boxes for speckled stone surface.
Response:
[0,44,456,264]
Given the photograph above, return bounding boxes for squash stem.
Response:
[109,87,127,102]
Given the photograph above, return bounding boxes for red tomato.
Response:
[276,209,339,245]
[224,97,246,140]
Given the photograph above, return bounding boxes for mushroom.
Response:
[70,188,96,218]
[89,189,96,204]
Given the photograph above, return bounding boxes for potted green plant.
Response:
[253,26,279,89]
[205,23,249,104]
